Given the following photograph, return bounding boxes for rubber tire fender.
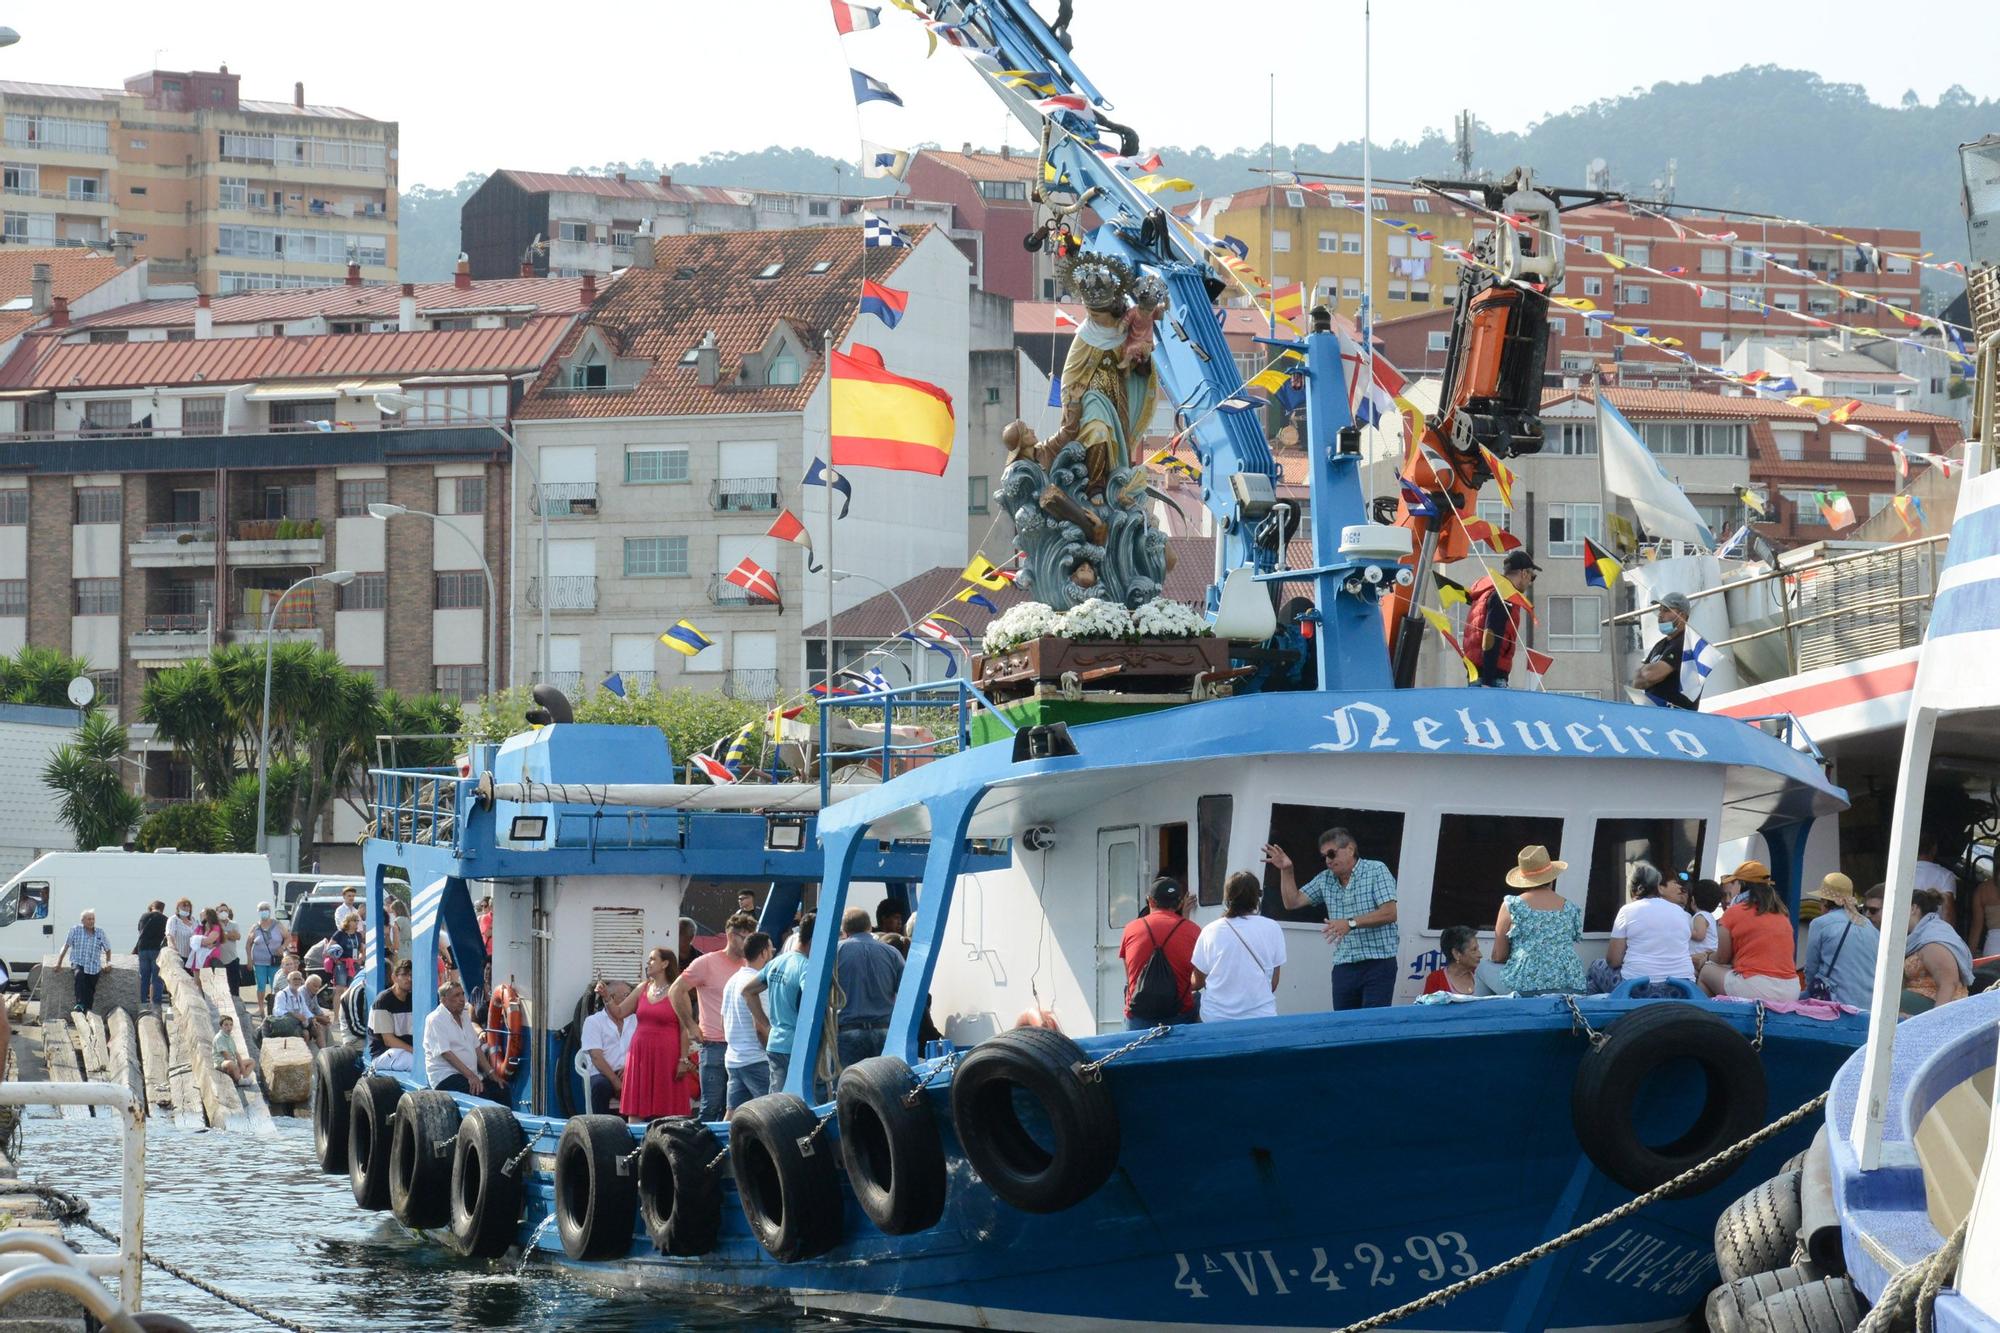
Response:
[347,1074,401,1211]
[730,1092,842,1262]
[312,1045,362,1174]
[553,1114,639,1260]
[837,1056,948,1235]
[448,1105,527,1258]
[1570,1002,1766,1197]
[1705,1264,1822,1333]
[388,1089,463,1230]
[1715,1169,1804,1283]
[636,1117,724,1256]
[1745,1276,1863,1333]
[949,1026,1119,1214]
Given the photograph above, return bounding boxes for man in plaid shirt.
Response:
[56,909,113,1014]
[1265,828,1401,1010]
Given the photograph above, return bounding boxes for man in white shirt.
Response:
[271,971,329,1050]
[425,979,502,1101]
[721,932,775,1114]
[581,980,635,1115]
[1915,839,1958,926]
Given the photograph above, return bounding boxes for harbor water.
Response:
[11,1110,868,1333]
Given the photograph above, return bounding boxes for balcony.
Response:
[546,671,583,697]
[611,669,656,694]
[706,574,774,609]
[526,575,597,612]
[722,668,779,702]
[226,518,325,566]
[532,482,599,518]
[129,612,211,661]
[129,521,218,568]
[710,477,781,513]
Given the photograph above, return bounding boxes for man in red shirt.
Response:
[1120,878,1199,1029]
[1464,549,1539,687]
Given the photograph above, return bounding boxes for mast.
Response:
[1360,0,1374,423]
[1267,71,1276,337]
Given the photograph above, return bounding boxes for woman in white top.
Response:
[1190,871,1286,1022]
[1587,863,1695,993]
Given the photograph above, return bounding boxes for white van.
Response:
[0,850,276,976]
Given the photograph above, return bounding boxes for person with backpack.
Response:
[1120,877,1200,1029]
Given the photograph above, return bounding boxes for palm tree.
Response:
[3,645,91,707]
[138,660,238,798]
[41,712,144,850]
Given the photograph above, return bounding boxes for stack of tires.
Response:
[1704,1141,1864,1333]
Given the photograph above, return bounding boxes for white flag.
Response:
[1678,630,1720,702]
[861,140,911,181]
[1597,395,1716,548]
[1909,467,2000,712]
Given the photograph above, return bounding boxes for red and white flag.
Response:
[725,557,781,604]
[914,618,954,642]
[1052,308,1079,329]
[829,0,881,34]
[691,754,736,784]
[1523,647,1555,688]
[765,509,822,571]
[1032,94,1093,120]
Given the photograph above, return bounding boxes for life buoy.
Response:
[347,1074,401,1211]
[448,1105,526,1258]
[950,1026,1119,1214]
[388,1089,462,1229]
[1571,1001,1767,1196]
[313,1045,362,1174]
[483,985,526,1076]
[836,1056,947,1235]
[730,1093,841,1262]
[636,1117,723,1256]
[553,1114,638,1260]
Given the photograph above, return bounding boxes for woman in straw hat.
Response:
[1699,861,1801,1002]
[1479,846,1586,995]
[1798,871,1877,1007]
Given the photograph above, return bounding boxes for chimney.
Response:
[615,171,626,184]
[194,293,213,340]
[346,261,362,286]
[580,272,597,304]
[398,282,416,332]
[48,295,69,329]
[112,234,135,268]
[29,263,50,315]
[658,174,671,188]
[454,256,471,290]
[294,81,305,110]
[695,331,719,386]
[520,259,534,278]
[1000,144,1011,159]
[632,233,655,269]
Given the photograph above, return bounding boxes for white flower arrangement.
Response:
[982,600,1065,653]
[1058,597,1136,640]
[1132,597,1213,639]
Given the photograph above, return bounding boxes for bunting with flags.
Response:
[803,457,853,518]
[861,141,912,181]
[1399,476,1438,518]
[955,588,999,613]
[899,630,958,677]
[600,671,627,699]
[661,620,714,657]
[1523,648,1555,689]
[1419,605,1478,684]
[1816,489,1857,530]
[861,212,911,248]
[1477,444,1516,509]
[829,0,880,32]
[725,557,781,605]
[961,554,1012,590]
[860,278,908,329]
[691,753,737,785]
[1433,572,1467,610]
[1892,492,1927,537]
[849,69,902,107]
[1581,536,1623,589]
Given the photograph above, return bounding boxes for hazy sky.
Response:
[13,1,1998,189]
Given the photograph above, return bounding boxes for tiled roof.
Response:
[65,275,602,331]
[919,150,1040,182]
[238,99,372,120]
[496,170,747,205]
[0,316,573,391]
[0,248,130,342]
[1012,301,1085,336]
[1208,184,1476,217]
[518,225,922,420]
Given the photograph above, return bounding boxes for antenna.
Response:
[1452,110,1476,180]
[1585,157,1612,192]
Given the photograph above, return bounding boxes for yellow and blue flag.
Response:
[660,620,713,657]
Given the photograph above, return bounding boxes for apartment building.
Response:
[511,224,973,701]
[1,67,396,294]
[1724,330,1969,429]
[902,148,1060,302]
[461,169,950,279]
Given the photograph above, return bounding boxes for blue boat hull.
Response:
[394,997,1864,1332]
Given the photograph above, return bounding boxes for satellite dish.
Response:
[66,676,95,708]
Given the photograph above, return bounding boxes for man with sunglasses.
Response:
[1265,829,1400,1010]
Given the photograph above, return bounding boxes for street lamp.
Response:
[374,391,549,684]
[830,569,919,682]
[256,569,355,864]
[369,502,498,697]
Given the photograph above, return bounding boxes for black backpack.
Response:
[1127,915,1191,1021]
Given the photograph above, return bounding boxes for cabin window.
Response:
[1152,821,1188,893]
[1586,818,1706,931]
[1100,827,1142,930]
[1261,802,1406,924]
[1196,795,1233,906]
[1428,814,1565,931]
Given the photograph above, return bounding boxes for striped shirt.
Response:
[62,926,111,974]
[1301,861,1400,964]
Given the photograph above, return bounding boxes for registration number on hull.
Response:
[1171,1232,1478,1300]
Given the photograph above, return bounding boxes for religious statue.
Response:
[998,253,1171,611]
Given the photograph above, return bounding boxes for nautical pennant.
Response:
[1524,648,1556,688]
[1892,492,1927,537]
[860,278,908,329]
[1477,444,1516,509]
[600,671,626,699]
[660,620,713,657]
[803,457,853,518]
[955,589,999,613]
[861,212,911,248]
[1581,536,1623,589]
[1816,489,1857,530]
[766,509,823,572]
[691,754,737,785]
[725,557,782,605]
[898,630,958,678]
[1433,572,1468,610]
[961,554,1011,590]
[1399,477,1437,518]
[850,69,903,107]
[829,0,881,33]
[1678,631,1721,702]
[861,141,912,181]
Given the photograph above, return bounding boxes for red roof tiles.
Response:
[919,150,1041,182]
[0,249,131,342]
[1544,386,1961,429]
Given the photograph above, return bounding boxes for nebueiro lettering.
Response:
[1317,702,1723,762]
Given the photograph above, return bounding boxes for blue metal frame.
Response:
[815,678,1016,805]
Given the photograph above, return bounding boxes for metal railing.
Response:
[723,668,779,701]
[229,518,324,541]
[710,477,781,512]
[547,670,583,696]
[137,612,208,634]
[0,1082,144,1303]
[532,481,598,517]
[816,679,1013,798]
[230,596,320,631]
[368,768,465,850]
[0,418,505,446]
[706,574,770,609]
[526,575,597,611]
[136,521,215,544]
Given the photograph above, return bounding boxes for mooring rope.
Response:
[1330,1089,1832,1333]
[1855,1216,1969,1333]
[19,1179,321,1333]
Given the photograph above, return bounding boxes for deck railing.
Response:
[368,767,466,850]
[815,678,1013,801]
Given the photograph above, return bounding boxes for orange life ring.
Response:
[483,985,526,1073]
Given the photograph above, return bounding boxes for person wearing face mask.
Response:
[248,903,288,1007]
[167,897,197,966]
[1632,592,1698,710]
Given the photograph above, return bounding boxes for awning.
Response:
[397,375,507,387]
[0,389,52,400]
[243,380,343,402]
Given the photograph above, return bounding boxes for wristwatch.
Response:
[1346,918,1357,930]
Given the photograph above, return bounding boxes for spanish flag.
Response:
[831,344,955,476]
[1270,281,1304,332]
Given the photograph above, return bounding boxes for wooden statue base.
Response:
[972,636,1232,703]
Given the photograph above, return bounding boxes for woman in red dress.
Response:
[599,947,698,1123]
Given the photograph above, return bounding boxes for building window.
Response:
[1830,430,1868,461]
[624,536,688,577]
[1316,231,1338,253]
[1583,277,1602,297]
[1621,284,1650,306]
[1388,281,1407,301]
[1271,229,1290,253]
[1476,499,1513,533]
[0,579,24,616]
[433,572,486,609]
[218,177,247,210]
[0,490,24,525]
[1546,501,1602,557]
[766,356,799,386]
[73,578,119,615]
[625,447,690,484]
[4,115,110,154]
[976,179,1028,201]
[1426,331,1449,352]
[1583,235,1602,253]
[180,396,225,433]
[1732,248,1759,274]
[445,475,486,514]
[88,669,120,709]
[557,221,588,243]
[82,400,132,433]
[1700,331,1726,351]
[74,486,122,524]
[1549,317,1567,335]
[1638,422,1746,458]
[338,573,387,610]
[1621,243,1650,267]
[1700,286,1727,309]
[1547,595,1604,652]
[1341,277,1361,298]
[1338,233,1359,254]
[1770,429,1806,462]
[968,475,989,513]
[1729,285,1761,307]
[336,478,388,516]
[1548,422,1596,455]
[1785,489,1827,527]
[434,665,483,702]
